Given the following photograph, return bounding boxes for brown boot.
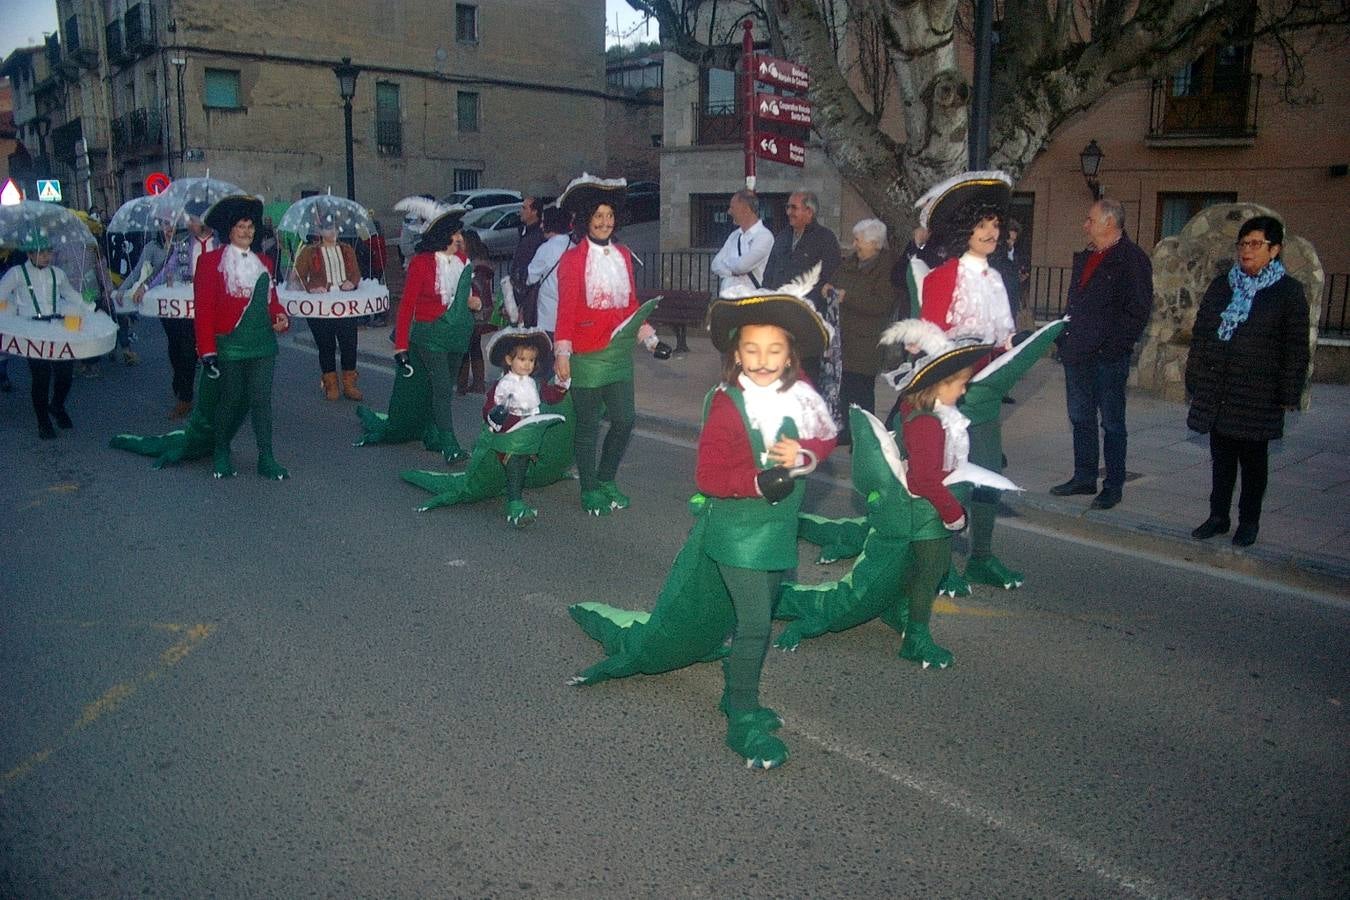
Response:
[469,357,486,394]
[340,369,363,401]
[321,371,340,401]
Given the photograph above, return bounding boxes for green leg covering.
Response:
[898,537,955,669]
[568,516,735,685]
[503,453,528,502]
[775,533,911,650]
[108,366,222,468]
[573,380,635,495]
[241,356,286,479]
[961,417,1023,588]
[571,384,605,494]
[212,359,253,477]
[595,378,636,485]
[796,513,869,563]
[718,563,780,714]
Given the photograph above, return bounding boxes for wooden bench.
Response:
[642,288,712,353]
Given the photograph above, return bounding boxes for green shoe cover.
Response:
[879,601,909,638]
[938,566,971,597]
[212,451,236,479]
[581,489,612,517]
[505,500,537,528]
[898,622,954,669]
[726,712,789,769]
[964,555,1024,589]
[443,446,469,465]
[257,455,289,480]
[601,481,631,510]
[718,696,784,732]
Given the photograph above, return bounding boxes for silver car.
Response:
[462,203,524,259]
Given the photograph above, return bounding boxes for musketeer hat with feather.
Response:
[706,263,831,360]
[879,319,994,395]
[395,195,466,254]
[203,195,265,251]
[914,170,1013,239]
[557,173,627,221]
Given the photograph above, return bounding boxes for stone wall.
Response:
[1136,202,1323,405]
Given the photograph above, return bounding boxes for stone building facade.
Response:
[22,0,609,226]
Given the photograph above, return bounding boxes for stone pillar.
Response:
[1135,202,1322,407]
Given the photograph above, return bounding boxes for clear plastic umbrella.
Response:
[0,200,97,294]
[108,195,181,235]
[151,175,244,227]
[276,194,376,284]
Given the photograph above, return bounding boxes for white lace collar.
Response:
[735,374,837,462]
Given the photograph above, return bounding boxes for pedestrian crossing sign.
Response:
[37,180,62,202]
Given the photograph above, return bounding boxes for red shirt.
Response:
[394,251,469,352]
[193,247,285,356]
[695,388,837,498]
[554,240,639,354]
[1078,242,1116,289]
[901,406,964,525]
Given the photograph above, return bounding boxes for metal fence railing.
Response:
[1321,273,1349,337]
[633,249,718,295]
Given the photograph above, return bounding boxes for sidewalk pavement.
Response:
[313,321,1350,588]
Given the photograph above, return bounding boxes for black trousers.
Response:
[837,370,876,443]
[306,317,357,373]
[29,359,73,421]
[1209,431,1270,526]
[161,317,198,402]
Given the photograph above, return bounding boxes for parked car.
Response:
[438,189,523,211]
[462,203,525,259]
[624,180,660,224]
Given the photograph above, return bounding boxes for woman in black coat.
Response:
[1185,215,1310,547]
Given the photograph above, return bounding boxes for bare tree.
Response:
[622,0,1350,233]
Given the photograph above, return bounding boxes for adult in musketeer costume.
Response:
[903,171,1029,593]
[568,269,836,770]
[194,195,291,479]
[0,234,100,438]
[354,197,480,463]
[552,174,667,516]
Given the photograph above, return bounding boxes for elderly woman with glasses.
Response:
[824,218,901,444]
[1185,215,1310,548]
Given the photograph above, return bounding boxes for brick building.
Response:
[7,0,612,225]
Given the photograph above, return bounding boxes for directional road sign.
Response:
[753,54,810,91]
[754,136,806,168]
[755,93,812,127]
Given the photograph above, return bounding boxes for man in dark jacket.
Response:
[509,195,546,298]
[1051,198,1153,509]
[763,190,840,311]
[763,191,840,380]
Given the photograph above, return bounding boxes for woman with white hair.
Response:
[826,217,901,444]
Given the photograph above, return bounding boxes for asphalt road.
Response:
[1,327,1347,898]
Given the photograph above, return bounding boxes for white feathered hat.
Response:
[914,170,1013,233]
[705,263,831,358]
[879,318,994,394]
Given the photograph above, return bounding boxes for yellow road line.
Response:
[933,597,1015,618]
[1,622,217,793]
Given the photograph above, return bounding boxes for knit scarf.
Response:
[1219,259,1284,342]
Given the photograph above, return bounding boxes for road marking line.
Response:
[632,428,1349,609]
[786,715,1190,900]
[0,622,217,793]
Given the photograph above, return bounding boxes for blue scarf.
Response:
[1219,259,1284,342]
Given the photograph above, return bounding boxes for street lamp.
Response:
[333,57,361,200]
[1079,139,1104,200]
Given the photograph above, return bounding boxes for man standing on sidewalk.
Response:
[763,190,840,382]
[509,196,546,312]
[709,189,772,295]
[1051,198,1153,510]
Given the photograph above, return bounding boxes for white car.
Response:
[439,189,522,210]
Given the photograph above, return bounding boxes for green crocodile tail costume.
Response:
[108,367,222,468]
[354,362,444,449]
[401,396,573,511]
[775,407,964,650]
[568,498,734,685]
[961,318,1067,427]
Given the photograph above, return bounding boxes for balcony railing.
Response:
[51,118,102,162]
[1148,73,1260,141]
[376,119,402,156]
[693,102,741,146]
[111,107,163,159]
[125,4,155,55]
[632,249,718,295]
[1026,265,1072,321]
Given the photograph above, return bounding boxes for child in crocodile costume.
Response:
[781,319,1066,659]
[401,328,569,525]
[355,198,479,463]
[569,277,836,769]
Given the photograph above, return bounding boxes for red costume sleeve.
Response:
[395,253,434,352]
[920,258,959,330]
[902,414,964,524]
[799,434,838,468]
[695,391,763,498]
[193,248,221,356]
